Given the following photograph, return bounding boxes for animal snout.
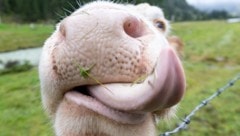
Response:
[54,5,170,87]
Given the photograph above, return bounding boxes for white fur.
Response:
[39,1,183,136]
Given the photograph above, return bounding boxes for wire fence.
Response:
[160,73,240,136]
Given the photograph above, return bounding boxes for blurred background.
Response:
[0,0,239,136]
[0,0,240,22]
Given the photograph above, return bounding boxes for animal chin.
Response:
[64,47,185,124]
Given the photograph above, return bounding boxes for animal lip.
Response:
[65,87,148,124]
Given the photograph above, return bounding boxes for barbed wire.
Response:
[160,73,240,136]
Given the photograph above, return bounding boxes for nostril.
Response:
[123,17,145,38]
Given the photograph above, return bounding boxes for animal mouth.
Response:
[65,47,185,124]
[65,86,147,124]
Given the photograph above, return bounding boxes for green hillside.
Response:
[0,23,53,52]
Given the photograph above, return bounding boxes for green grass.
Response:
[158,21,240,136]
[172,20,240,65]
[0,69,53,136]
[0,21,240,136]
[0,23,54,52]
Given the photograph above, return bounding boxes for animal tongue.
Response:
[88,47,185,112]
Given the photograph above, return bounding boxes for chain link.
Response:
[160,73,240,136]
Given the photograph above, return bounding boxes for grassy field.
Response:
[0,70,53,136]
[158,21,240,136]
[0,21,240,136]
[0,23,53,52]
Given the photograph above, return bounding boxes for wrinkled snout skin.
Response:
[39,1,186,136]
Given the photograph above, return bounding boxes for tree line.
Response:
[0,0,72,22]
[0,0,232,23]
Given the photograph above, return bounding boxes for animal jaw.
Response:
[39,1,186,136]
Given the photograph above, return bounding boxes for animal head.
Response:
[39,1,186,136]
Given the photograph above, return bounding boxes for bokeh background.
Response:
[0,0,240,136]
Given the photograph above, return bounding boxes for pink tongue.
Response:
[88,47,185,112]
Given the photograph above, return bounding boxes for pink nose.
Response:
[123,17,146,38]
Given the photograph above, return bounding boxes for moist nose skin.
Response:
[123,16,146,38]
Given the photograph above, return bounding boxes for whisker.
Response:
[63,8,72,14]
[64,12,68,17]
[130,0,136,4]
[114,0,121,4]
[82,0,89,5]
[68,1,77,10]
[55,12,66,20]
[76,0,82,7]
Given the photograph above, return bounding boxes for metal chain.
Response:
[160,73,240,136]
